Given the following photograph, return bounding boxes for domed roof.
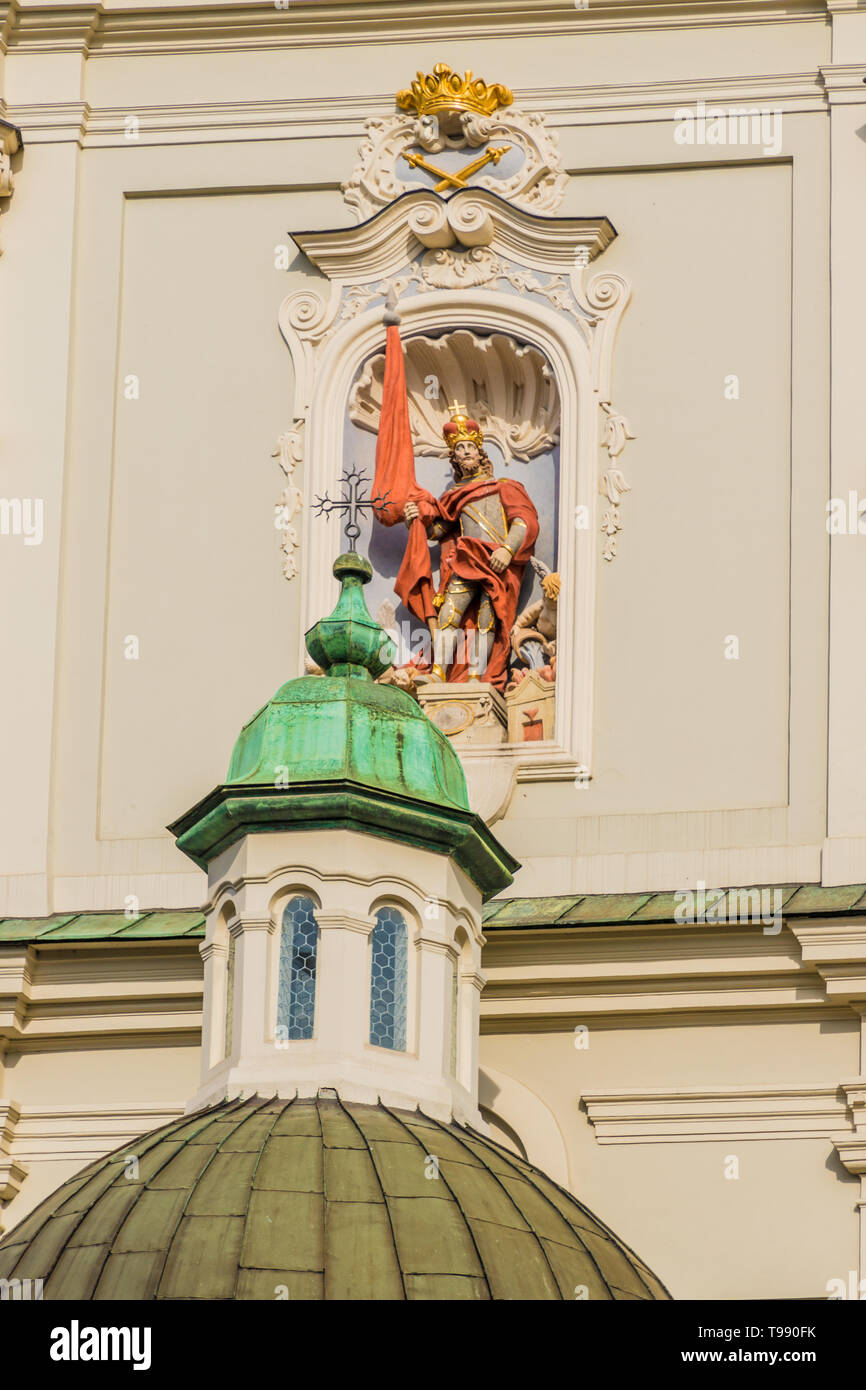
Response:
[226,563,467,813]
[0,1094,670,1301]
[169,552,517,898]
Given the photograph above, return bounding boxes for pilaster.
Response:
[822,8,866,883]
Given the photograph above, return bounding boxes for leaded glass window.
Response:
[369,906,408,1051]
[277,896,319,1040]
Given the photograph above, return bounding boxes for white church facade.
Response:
[2,0,866,1303]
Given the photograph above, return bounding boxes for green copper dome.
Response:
[0,1094,671,1301]
[169,553,517,899]
[226,553,467,811]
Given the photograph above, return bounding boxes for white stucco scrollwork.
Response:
[343,106,568,221]
[598,402,636,562]
[271,429,304,580]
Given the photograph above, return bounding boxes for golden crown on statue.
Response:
[442,402,484,451]
[396,63,513,129]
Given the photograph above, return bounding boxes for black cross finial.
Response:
[313,466,390,552]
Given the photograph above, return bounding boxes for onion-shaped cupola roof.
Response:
[169,552,517,899]
[0,1094,671,1301]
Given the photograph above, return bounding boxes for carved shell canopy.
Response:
[348,330,560,464]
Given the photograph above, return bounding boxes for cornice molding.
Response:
[4,1100,183,1165]
[789,921,866,1004]
[0,942,202,1043]
[0,1100,27,1206]
[4,3,99,50]
[0,0,828,59]
[820,63,866,102]
[481,915,866,1025]
[583,1083,848,1143]
[2,72,827,148]
[1,102,89,145]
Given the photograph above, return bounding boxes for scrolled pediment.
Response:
[291,188,615,287]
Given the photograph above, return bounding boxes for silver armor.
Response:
[429,491,528,678]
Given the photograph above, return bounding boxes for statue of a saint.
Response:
[397,406,539,688]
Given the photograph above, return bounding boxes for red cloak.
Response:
[396,476,539,690]
[370,319,539,689]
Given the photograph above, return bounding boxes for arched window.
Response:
[369,906,408,1051]
[277,896,319,1040]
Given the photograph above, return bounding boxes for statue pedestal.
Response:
[418,682,507,747]
[505,670,556,743]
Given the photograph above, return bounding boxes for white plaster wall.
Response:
[0,1,844,912]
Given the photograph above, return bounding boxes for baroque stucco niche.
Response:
[276,188,633,820]
[348,329,560,466]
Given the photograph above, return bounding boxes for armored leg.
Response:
[432,578,476,680]
[468,591,496,679]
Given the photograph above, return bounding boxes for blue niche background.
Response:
[339,334,561,669]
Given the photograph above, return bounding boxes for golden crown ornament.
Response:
[396,63,513,133]
[442,402,484,452]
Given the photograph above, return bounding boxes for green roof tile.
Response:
[115,911,206,939]
[112,1189,188,1254]
[484,883,866,930]
[39,914,146,941]
[389,1194,482,1278]
[69,1186,139,1247]
[440,1159,530,1230]
[0,915,79,941]
[481,895,581,927]
[471,1220,560,1299]
[148,1142,218,1190]
[0,1095,670,1301]
[11,1211,85,1281]
[242,1190,323,1271]
[0,911,206,945]
[159,1215,244,1299]
[3,882,866,951]
[236,1269,323,1300]
[541,1236,614,1300]
[324,1201,404,1301]
[498,1173,581,1243]
[557,892,654,924]
[579,1229,658,1298]
[784,884,866,914]
[369,1140,448,1199]
[343,1103,416,1144]
[625,892,688,922]
[93,1250,165,1301]
[405,1273,490,1300]
[318,1102,366,1149]
[0,1242,28,1279]
[45,1243,110,1300]
[54,1161,125,1215]
[186,1152,259,1217]
[323,1147,383,1204]
[272,1100,323,1138]
[253,1136,323,1193]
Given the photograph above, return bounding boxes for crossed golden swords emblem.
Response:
[404,144,511,192]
